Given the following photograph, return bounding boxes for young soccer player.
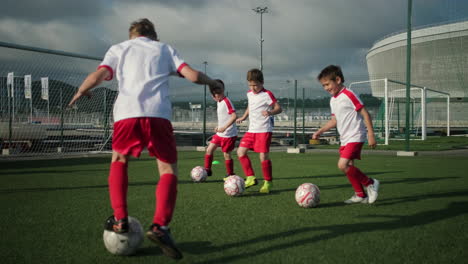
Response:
[236,69,282,193]
[312,65,380,204]
[68,18,222,259]
[204,80,238,177]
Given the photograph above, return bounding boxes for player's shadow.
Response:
[273,171,403,181]
[3,169,108,175]
[0,181,158,194]
[136,241,213,256]
[190,199,468,264]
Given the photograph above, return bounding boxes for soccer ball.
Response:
[191,166,208,182]
[224,175,245,196]
[295,183,320,208]
[103,216,144,255]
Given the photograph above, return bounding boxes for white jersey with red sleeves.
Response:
[99,36,187,122]
[330,87,367,145]
[216,96,238,138]
[247,88,277,133]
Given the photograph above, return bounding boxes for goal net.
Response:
[349,78,450,145]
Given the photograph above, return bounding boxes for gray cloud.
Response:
[1,0,467,99]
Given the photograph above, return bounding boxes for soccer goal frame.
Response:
[349,78,450,145]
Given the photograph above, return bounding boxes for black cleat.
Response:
[146,224,183,259]
[206,168,212,177]
[104,215,129,234]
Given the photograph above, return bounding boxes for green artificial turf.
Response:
[1,151,468,263]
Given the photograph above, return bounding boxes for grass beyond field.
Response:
[1,151,468,263]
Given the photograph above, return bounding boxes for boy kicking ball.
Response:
[313,65,380,204]
[204,80,238,178]
[236,69,282,193]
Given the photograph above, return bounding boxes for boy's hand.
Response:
[216,126,226,133]
[262,110,271,117]
[312,131,321,140]
[368,134,377,149]
[68,90,92,106]
[236,118,244,124]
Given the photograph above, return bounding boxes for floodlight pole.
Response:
[405,0,412,151]
[202,61,208,146]
[253,6,268,71]
[293,80,297,148]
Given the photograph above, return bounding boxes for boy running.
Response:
[204,80,238,177]
[236,69,282,193]
[68,18,221,259]
[313,65,380,204]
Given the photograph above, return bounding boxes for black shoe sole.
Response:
[146,231,183,259]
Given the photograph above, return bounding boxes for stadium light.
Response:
[252,6,268,71]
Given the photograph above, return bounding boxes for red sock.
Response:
[204,154,213,170]
[350,165,374,186]
[225,159,234,175]
[154,173,178,226]
[261,160,272,181]
[346,166,366,197]
[108,161,128,220]
[239,155,254,177]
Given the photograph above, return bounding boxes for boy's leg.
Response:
[106,151,130,233]
[347,164,379,203]
[204,143,217,176]
[145,117,183,259]
[237,146,257,187]
[153,160,178,227]
[147,159,183,259]
[109,152,129,219]
[338,158,368,204]
[259,153,272,193]
[223,152,235,176]
[260,153,272,181]
[222,137,237,176]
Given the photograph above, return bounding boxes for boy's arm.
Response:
[179,65,221,90]
[216,112,237,133]
[236,106,249,124]
[312,116,337,139]
[68,67,110,106]
[262,102,282,117]
[358,107,377,148]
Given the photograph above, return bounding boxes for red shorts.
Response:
[112,117,177,163]
[210,134,237,153]
[339,142,364,160]
[239,132,272,153]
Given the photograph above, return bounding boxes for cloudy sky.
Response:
[1,0,467,100]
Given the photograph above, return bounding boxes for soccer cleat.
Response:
[205,168,212,177]
[344,195,368,204]
[244,176,258,188]
[259,181,272,193]
[146,224,183,260]
[104,215,129,233]
[367,178,380,204]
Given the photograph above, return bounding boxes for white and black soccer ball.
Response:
[295,183,320,208]
[224,175,245,196]
[191,166,208,182]
[103,216,144,255]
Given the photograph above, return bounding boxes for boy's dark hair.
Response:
[317,65,345,83]
[129,18,158,41]
[247,69,264,83]
[212,79,225,95]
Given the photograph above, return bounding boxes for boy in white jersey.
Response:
[68,18,221,259]
[236,69,282,193]
[204,80,238,177]
[313,65,380,204]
